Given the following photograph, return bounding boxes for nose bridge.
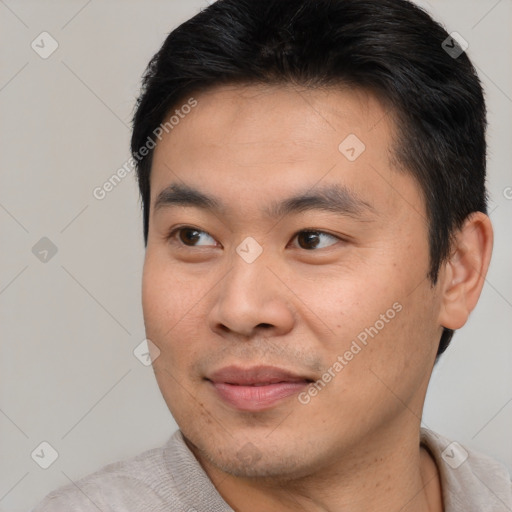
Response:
[227,232,272,288]
[209,243,294,337]
[224,244,274,311]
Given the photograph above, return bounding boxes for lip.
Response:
[206,365,313,411]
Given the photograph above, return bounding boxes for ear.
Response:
[437,212,493,330]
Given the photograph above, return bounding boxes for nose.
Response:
[208,250,295,340]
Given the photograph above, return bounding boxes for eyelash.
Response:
[165,225,342,251]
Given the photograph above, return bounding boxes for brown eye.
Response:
[172,227,217,247]
[294,230,339,250]
[179,228,201,245]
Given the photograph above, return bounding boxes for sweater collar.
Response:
[420,427,512,511]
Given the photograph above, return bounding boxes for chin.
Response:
[184,428,320,481]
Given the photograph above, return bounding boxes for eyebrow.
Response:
[153,183,376,220]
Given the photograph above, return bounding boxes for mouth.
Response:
[205,365,314,411]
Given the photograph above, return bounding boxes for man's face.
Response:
[142,84,444,478]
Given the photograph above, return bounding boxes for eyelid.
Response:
[295,228,340,240]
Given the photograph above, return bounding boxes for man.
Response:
[34,0,511,510]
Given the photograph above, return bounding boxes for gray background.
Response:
[0,1,510,510]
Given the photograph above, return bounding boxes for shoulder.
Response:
[421,428,512,511]
[31,431,189,512]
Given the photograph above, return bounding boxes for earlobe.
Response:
[437,212,493,330]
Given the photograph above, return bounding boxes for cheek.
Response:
[287,263,399,340]
[354,284,440,406]
[142,262,173,335]
[141,254,214,369]
[142,255,194,343]
[290,249,435,378]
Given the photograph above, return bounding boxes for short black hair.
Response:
[131,0,487,358]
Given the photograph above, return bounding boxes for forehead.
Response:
[150,83,422,220]
[154,83,391,162]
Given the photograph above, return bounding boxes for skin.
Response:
[142,83,493,512]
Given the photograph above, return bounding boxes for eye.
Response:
[167,227,341,251]
[291,230,340,250]
[169,226,218,247]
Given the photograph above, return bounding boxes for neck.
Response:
[186,423,443,512]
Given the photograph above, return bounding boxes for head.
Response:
[131,0,492,481]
